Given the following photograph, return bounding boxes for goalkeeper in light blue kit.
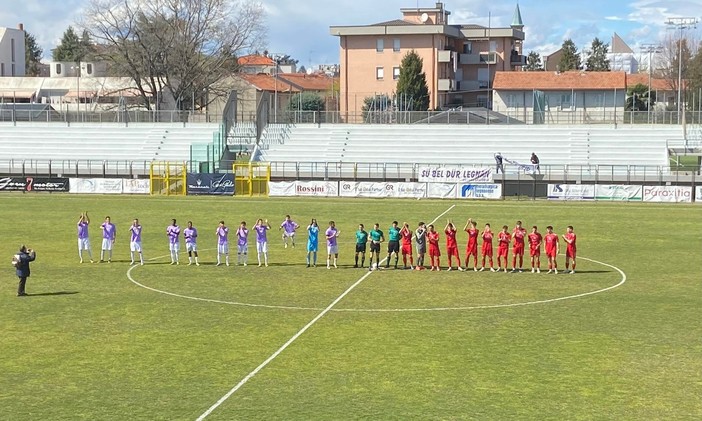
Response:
[306,219,319,268]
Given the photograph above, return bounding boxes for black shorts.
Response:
[387,240,400,254]
[370,241,381,253]
[355,243,367,253]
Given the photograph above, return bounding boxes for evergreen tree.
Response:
[585,37,611,71]
[53,26,82,62]
[396,50,430,111]
[287,92,325,111]
[558,39,582,71]
[525,51,543,71]
[687,44,702,108]
[25,31,43,77]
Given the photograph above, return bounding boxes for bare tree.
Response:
[657,32,699,94]
[82,0,266,111]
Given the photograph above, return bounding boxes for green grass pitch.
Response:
[0,195,700,420]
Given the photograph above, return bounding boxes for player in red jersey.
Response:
[543,226,559,274]
[444,220,463,271]
[463,218,479,271]
[528,225,543,273]
[563,225,577,274]
[511,220,527,272]
[427,224,441,271]
[399,222,414,269]
[497,225,511,273]
[480,223,495,272]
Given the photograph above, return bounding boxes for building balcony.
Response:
[458,80,492,92]
[438,50,452,63]
[460,53,480,65]
[438,78,456,92]
[510,54,526,66]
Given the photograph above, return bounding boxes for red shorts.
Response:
[446,245,458,256]
[513,243,525,256]
[429,245,440,257]
[402,243,412,255]
[466,242,478,256]
[530,247,540,257]
[566,247,576,259]
[545,248,557,258]
[482,244,493,257]
[498,246,509,258]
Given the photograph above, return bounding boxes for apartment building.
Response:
[0,24,26,77]
[330,2,525,117]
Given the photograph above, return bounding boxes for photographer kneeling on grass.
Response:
[12,245,36,297]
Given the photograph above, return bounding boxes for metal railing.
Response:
[0,110,222,125]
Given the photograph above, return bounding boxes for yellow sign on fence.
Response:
[234,163,271,196]
[149,161,187,195]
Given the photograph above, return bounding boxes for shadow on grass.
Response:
[26,291,79,297]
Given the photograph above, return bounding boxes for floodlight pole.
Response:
[666,17,698,125]
[641,44,662,124]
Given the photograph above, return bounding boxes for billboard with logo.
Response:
[595,185,643,201]
[548,184,595,200]
[642,185,692,203]
[186,173,235,195]
[294,181,339,197]
[696,186,702,203]
[0,177,69,192]
[338,182,427,198]
[458,184,502,199]
[418,166,493,183]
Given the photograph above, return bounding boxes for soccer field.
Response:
[1,195,700,420]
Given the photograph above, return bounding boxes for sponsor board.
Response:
[269,181,338,197]
[122,178,150,195]
[268,181,297,197]
[418,166,493,183]
[70,178,123,194]
[458,183,502,199]
[426,183,458,199]
[395,182,427,199]
[642,185,692,203]
[186,173,235,196]
[0,177,69,192]
[339,182,427,198]
[595,185,643,201]
[696,186,702,203]
[548,184,595,200]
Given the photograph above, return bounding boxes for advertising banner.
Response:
[268,181,297,197]
[548,184,595,200]
[696,186,702,203]
[0,177,69,192]
[426,183,458,199]
[186,173,235,196]
[395,182,427,199]
[122,178,150,195]
[458,183,503,199]
[595,185,643,201]
[642,185,692,203]
[70,178,123,194]
[294,180,339,197]
[418,166,493,183]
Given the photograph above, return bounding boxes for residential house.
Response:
[608,33,638,74]
[543,48,563,72]
[0,24,25,77]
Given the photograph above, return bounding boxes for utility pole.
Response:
[640,44,662,124]
[666,17,698,124]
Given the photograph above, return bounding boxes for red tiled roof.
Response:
[237,55,275,66]
[625,73,675,91]
[238,73,300,93]
[275,74,336,91]
[493,71,627,90]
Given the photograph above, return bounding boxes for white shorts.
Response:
[327,245,339,255]
[237,244,248,254]
[130,241,142,252]
[186,242,197,252]
[257,241,268,253]
[283,231,295,238]
[169,243,180,252]
[218,243,229,254]
[102,238,113,251]
[78,238,91,251]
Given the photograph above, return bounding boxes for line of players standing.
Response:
[76,212,577,273]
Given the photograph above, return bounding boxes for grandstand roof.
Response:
[493,71,627,91]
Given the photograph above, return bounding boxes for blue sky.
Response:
[3,0,701,67]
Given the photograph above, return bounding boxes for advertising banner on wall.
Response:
[268,181,296,197]
[0,177,69,192]
[642,185,692,203]
[458,183,503,199]
[269,181,339,197]
[338,182,428,199]
[418,166,493,183]
[696,186,702,203]
[595,185,643,201]
[548,184,595,200]
[395,182,427,199]
[426,183,458,199]
[70,178,122,194]
[122,178,150,195]
[186,173,235,196]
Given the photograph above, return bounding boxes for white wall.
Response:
[0,27,26,77]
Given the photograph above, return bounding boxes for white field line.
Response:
[194,204,456,420]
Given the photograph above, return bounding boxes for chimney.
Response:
[18,23,24,31]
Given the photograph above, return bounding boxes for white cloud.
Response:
[605,16,624,21]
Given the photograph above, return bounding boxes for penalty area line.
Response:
[194,204,456,420]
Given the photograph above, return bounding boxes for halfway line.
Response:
[194,204,456,420]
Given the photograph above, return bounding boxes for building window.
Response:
[560,93,573,109]
[86,63,93,75]
[477,95,488,108]
[376,39,384,53]
[376,67,384,80]
[11,64,15,76]
[10,39,15,62]
[507,94,517,108]
[393,67,400,80]
[56,63,62,75]
[393,38,400,52]
[463,42,473,54]
[489,40,497,52]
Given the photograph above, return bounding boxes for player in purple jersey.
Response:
[129,219,144,265]
[166,219,181,265]
[254,218,271,267]
[183,221,200,266]
[100,216,116,263]
[236,221,249,266]
[215,220,230,266]
[279,215,300,249]
[77,211,94,263]
[325,221,340,269]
